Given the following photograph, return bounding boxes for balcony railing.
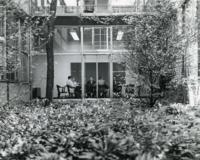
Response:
[112,6,137,14]
[33,6,80,16]
[32,4,151,16]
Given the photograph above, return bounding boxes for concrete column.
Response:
[110,26,113,98]
[81,26,85,98]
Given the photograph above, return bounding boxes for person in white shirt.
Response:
[66,76,76,96]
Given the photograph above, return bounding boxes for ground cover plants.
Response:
[0,99,200,160]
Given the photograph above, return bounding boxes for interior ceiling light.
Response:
[70,31,79,41]
[116,31,124,40]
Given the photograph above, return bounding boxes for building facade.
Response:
[31,0,156,98]
[2,0,197,103]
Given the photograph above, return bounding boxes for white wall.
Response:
[32,53,126,98]
[32,54,82,97]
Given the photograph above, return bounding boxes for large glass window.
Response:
[94,28,107,49]
[83,27,110,51]
[84,0,95,13]
[71,63,81,84]
[85,63,96,98]
[85,62,110,98]
[96,0,109,13]
[112,26,129,50]
[113,62,126,97]
[54,27,81,53]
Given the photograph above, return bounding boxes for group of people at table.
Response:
[66,76,109,98]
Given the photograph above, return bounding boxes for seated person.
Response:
[86,77,96,98]
[98,76,108,98]
[72,77,81,98]
[66,76,78,97]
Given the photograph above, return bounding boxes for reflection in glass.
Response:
[54,27,81,53]
[85,63,96,98]
[83,27,110,51]
[84,0,95,13]
[112,26,127,50]
[113,63,126,97]
[70,63,82,98]
[98,63,110,98]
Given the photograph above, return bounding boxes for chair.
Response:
[98,84,109,98]
[56,85,75,98]
[56,85,68,98]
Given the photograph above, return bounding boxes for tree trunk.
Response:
[149,70,154,107]
[45,0,57,103]
[46,35,54,101]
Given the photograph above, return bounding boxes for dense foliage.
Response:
[123,0,186,107]
[0,100,200,160]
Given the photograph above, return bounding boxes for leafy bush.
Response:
[0,100,200,160]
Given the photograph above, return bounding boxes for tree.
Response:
[45,0,57,103]
[123,0,185,107]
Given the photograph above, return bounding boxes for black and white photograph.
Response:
[0,0,200,159]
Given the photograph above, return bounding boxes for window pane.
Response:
[83,27,109,51]
[71,63,81,84]
[113,63,126,98]
[84,0,95,13]
[83,28,93,51]
[85,63,96,98]
[70,63,82,98]
[98,63,110,98]
[113,26,127,50]
[94,28,107,49]
[96,0,109,12]
[54,27,81,53]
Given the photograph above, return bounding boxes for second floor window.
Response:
[84,27,110,51]
[94,28,107,49]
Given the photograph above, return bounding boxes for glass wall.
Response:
[83,27,110,52]
[113,62,126,97]
[71,63,81,84]
[85,62,110,98]
[52,25,130,54]
[96,0,109,13]
[54,27,81,53]
[85,63,96,97]
[84,0,95,13]
[112,26,129,50]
